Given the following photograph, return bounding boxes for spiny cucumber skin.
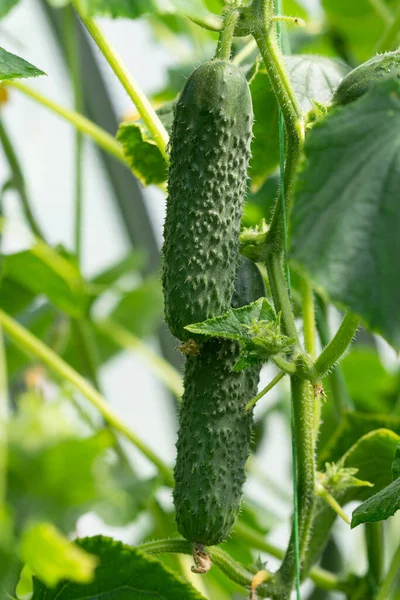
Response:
[333,49,400,106]
[162,60,253,341]
[173,259,265,546]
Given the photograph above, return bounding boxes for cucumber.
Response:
[173,258,265,546]
[333,49,400,106]
[162,59,253,341]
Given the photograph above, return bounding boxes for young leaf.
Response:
[0,47,45,81]
[117,102,173,186]
[31,536,207,599]
[351,477,400,528]
[290,78,400,350]
[21,523,98,588]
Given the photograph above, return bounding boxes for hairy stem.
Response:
[245,371,285,411]
[365,522,384,589]
[314,313,359,378]
[0,117,45,240]
[216,9,240,60]
[74,0,169,160]
[0,309,173,486]
[266,252,298,342]
[4,81,127,166]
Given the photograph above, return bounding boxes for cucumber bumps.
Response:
[173,258,265,546]
[333,49,400,106]
[162,59,253,341]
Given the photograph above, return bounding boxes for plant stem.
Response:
[73,0,169,161]
[278,378,315,590]
[266,252,298,342]
[301,279,316,359]
[272,354,297,375]
[4,80,128,166]
[314,313,359,378]
[245,371,285,411]
[365,522,384,589]
[0,324,8,512]
[315,482,350,525]
[138,536,344,593]
[186,13,223,32]
[216,9,240,60]
[0,117,45,240]
[0,309,173,487]
[65,5,84,263]
[97,319,184,399]
[376,542,400,600]
[71,318,101,390]
[375,3,400,51]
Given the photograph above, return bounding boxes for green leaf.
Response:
[0,277,35,315]
[319,411,400,467]
[392,443,400,481]
[2,244,88,319]
[351,477,400,527]
[185,298,276,342]
[290,78,400,350]
[321,0,398,61]
[21,523,98,588]
[342,428,400,499]
[0,47,45,80]
[90,251,145,289]
[250,55,349,190]
[340,347,399,413]
[0,0,20,19]
[81,0,212,20]
[32,536,207,599]
[117,102,173,186]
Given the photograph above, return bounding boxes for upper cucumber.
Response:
[162,59,253,341]
[333,49,400,106]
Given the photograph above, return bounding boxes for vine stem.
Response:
[137,537,345,593]
[73,0,169,161]
[0,309,173,487]
[314,313,359,378]
[365,523,384,589]
[0,324,8,512]
[0,117,45,240]
[4,80,128,166]
[376,542,400,600]
[97,319,184,399]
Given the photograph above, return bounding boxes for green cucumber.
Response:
[162,59,253,341]
[333,49,400,106]
[173,258,265,546]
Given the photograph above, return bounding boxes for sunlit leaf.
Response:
[21,523,98,588]
[351,477,400,527]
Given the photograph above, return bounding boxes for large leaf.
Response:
[0,47,45,80]
[117,102,173,186]
[319,411,400,467]
[32,536,207,599]
[351,477,400,527]
[290,78,400,350]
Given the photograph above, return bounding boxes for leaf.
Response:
[289,78,400,350]
[0,277,35,315]
[392,443,400,481]
[81,0,212,20]
[351,477,400,527]
[319,411,400,467]
[342,428,400,500]
[90,251,145,288]
[2,244,88,318]
[185,297,276,341]
[21,523,98,588]
[250,55,349,190]
[0,0,20,19]
[32,536,207,599]
[0,47,45,80]
[117,102,173,186]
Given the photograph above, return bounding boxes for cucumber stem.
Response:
[314,313,359,378]
[245,371,285,411]
[376,543,400,600]
[216,10,240,61]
